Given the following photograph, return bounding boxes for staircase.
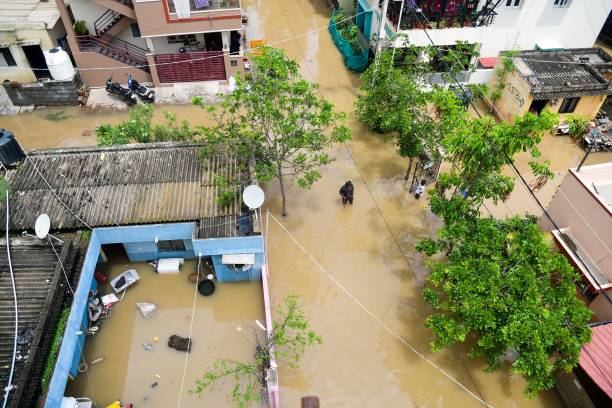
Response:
[94,9,127,36]
[76,34,150,72]
[93,0,136,19]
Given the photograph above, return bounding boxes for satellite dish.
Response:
[242,185,265,209]
[35,214,51,239]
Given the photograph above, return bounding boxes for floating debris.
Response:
[143,342,153,351]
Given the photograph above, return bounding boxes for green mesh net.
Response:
[328,10,369,73]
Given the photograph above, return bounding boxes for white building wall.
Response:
[69,0,108,35]
[368,0,612,57]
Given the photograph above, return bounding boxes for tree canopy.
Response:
[417,216,592,396]
[195,47,350,215]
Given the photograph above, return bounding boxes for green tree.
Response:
[431,110,558,222]
[416,216,592,396]
[191,295,322,407]
[95,105,195,146]
[355,45,473,181]
[194,47,350,216]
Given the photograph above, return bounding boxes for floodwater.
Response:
[66,247,265,407]
[1,0,611,407]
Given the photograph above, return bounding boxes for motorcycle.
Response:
[127,74,155,103]
[106,76,137,106]
[554,121,570,136]
[582,127,612,152]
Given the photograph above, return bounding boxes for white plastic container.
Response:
[44,47,75,81]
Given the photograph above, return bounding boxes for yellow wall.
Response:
[489,60,608,122]
[0,23,65,83]
[549,94,607,120]
[488,62,531,122]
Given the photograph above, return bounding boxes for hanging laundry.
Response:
[173,0,191,19]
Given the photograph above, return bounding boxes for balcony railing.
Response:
[167,0,241,14]
[384,0,499,31]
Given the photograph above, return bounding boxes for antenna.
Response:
[34,214,50,239]
[242,185,265,209]
[27,213,63,243]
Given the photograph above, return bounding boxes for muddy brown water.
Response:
[2,0,611,406]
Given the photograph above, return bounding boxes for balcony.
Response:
[167,0,241,14]
[383,0,498,31]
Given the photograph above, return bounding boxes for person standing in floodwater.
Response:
[415,180,426,199]
[339,181,354,206]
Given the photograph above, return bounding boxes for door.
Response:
[22,45,50,79]
[204,32,223,52]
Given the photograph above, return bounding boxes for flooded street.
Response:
[0,0,610,407]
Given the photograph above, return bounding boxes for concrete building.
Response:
[0,141,279,407]
[54,0,249,87]
[555,321,612,407]
[351,0,611,83]
[0,0,68,83]
[540,162,612,322]
[0,240,80,408]
[488,48,612,122]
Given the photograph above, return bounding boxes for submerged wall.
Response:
[45,222,264,408]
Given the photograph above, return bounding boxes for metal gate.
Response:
[409,154,442,193]
[154,51,226,83]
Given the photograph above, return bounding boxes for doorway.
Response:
[529,99,549,115]
[22,45,50,79]
[204,32,223,52]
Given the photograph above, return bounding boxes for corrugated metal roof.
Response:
[579,322,612,398]
[0,1,61,30]
[0,240,78,408]
[478,57,497,69]
[0,142,248,232]
[510,48,612,100]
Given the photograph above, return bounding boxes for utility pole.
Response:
[371,0,390,87]
[375,0,391,55]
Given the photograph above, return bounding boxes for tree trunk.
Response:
[278,167,287,216]
[404,156,415,181]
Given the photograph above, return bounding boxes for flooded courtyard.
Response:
[66,247,265,407]
[1,0,611,407]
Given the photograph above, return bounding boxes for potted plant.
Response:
[74,20,89,36]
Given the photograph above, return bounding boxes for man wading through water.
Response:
[339,181,354,206]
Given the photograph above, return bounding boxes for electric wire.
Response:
[268,212,494,408]
[407,6,612,390]
[1,8,373,72]
[176,255,201,407]
[2,193,18,408]
[47,238,97,401]
[408,5,612,307]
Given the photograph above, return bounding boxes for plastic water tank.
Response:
[44,47,75,81]
[0,129,25,167]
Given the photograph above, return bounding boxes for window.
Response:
[157,240,185,252]
[558,97,580,113]
[0,47,16,67]
[167,34,197,44]
[553,0,570,6]
[130,23,141,38]
[505,0,521,6]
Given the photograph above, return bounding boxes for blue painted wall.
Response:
[45,222,264,408]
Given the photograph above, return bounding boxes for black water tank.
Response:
[0,129,25,167]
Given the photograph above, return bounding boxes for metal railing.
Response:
[167,0,241,13]
[76,35,150,71]
[94,9,122,35]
